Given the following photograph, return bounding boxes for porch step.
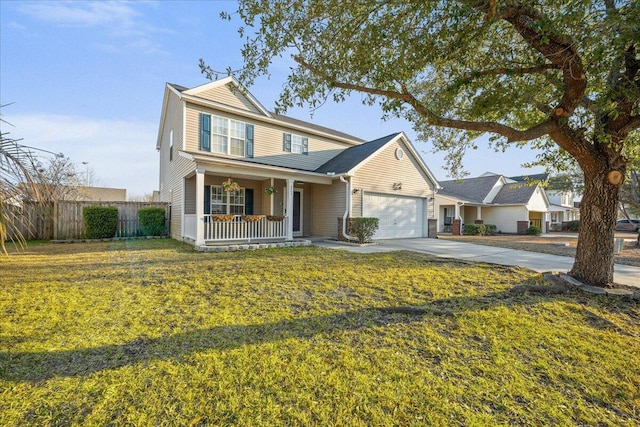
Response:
[196,240,311,252]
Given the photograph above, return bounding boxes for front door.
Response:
[284,187,304,237]
[293,190,302,236]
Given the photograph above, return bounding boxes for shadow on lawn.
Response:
[3,284,636,383]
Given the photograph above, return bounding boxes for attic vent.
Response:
[395,148,404,160]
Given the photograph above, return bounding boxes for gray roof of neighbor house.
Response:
[438,175,502,203]
[167,82,365,143]
[439,174,540,205]
[492,182,538,204]
[314,133,400,174]
[509,173,549,183]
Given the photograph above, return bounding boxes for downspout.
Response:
[339,175,359,242]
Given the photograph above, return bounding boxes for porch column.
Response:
[453,202,462,235]
[475,206,483,225]
[286,178,294,240]
[269,178,275,215]
[195,168,205,246]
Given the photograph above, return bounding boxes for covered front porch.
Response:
[180,156,332,245]
[438,201,549,235]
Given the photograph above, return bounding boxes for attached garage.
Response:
[363,193,425,239]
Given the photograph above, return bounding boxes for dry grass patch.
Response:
[1,239,639,426]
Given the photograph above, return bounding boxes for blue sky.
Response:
[1,0,544,197]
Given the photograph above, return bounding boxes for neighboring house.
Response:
[510,174,580,230]
[156,77,440,246]
[74,186,127,201]
[436,173,550,234]
[17,184,127,202]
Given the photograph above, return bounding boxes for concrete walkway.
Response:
[313,238,640,289]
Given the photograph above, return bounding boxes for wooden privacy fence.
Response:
[7,201,169,240]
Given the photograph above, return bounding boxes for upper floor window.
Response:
[283,133,308,155]
[199,113,254,158]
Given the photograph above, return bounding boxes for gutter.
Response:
[339,175,359,242]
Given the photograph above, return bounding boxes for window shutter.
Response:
[200,113,211,152]
[245,124,254,158]
[204,185,211,215]
[302,137,309,155]
[283,133,291,152]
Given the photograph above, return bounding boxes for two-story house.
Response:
[156,77,440,247]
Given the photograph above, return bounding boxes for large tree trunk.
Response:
[570,169,621,287]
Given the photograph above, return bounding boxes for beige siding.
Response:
[352,139,434,215]
[462,206,480,225]
[158,89,195,239]
[311,181,345,238]
[526,186,549,212]
[196,84,262,114]
[184,175,196,215]
[184,104,350,170]
[482,206,528,233]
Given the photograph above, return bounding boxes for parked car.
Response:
[616,219,640,232]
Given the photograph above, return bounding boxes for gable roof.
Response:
[180,76,273,117]
[439,173,549,206]
[314,133,398,174]
[438,175,502,203]
[314,132,440,188]
[492,183,538,204]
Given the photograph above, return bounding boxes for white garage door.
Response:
[363,193,424,239]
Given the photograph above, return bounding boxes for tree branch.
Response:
[621,115,640,136]
[495,4,587,117]
[457,63,560,85]
[294,55,559,143]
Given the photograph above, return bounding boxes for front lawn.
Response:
[1,240,639,426]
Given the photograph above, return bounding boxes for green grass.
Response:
[1,239,639,426]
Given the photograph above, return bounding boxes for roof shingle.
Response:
[314,133,400,174]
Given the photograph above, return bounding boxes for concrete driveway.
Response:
[313,238,640,289]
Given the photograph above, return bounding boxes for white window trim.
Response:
[210,185,245,215]
[202,113,248,157]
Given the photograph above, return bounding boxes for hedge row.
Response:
[463,224,497,236]
[82,206,166,239]
[138,207,166,236]
[83,206,118,239]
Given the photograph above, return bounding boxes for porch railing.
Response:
[205,215,288,242]
[184,214,288,242]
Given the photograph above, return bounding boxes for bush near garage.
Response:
[138,207,166,236]
[83,206,118,239]
[348,217,379,244]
